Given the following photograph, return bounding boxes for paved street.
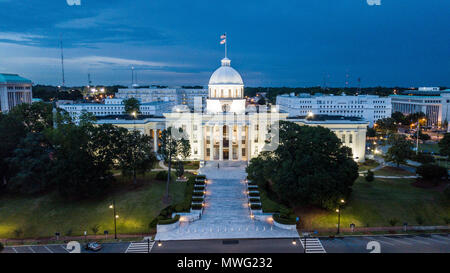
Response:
[4,234,447,253]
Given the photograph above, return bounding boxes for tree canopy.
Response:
[386,134,413,167]
[246,121,358,210]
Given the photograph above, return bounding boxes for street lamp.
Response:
[336,199,345,234]
[109,200,118,239]
[416,118,427,155]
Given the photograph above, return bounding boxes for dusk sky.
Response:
[0,0,449,87]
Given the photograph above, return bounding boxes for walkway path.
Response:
[155,161,299,240]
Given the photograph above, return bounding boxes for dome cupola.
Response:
[208,57,244,99]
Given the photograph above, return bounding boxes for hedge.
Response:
[192,191,205,197]
[196,175,206,180]
[249,198,260,202]
[194,185,205,190]
[192,197,204,203]
[158,214,181,225]
[0,242,3,253]
[249,192,260,197]
[273,214,297,225]
[191,204,203,210]
[250,204,262,210]
[195,181,205,185]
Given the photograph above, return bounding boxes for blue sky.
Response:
[0,0,449,87]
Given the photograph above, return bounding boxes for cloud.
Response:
[0,32,45,42]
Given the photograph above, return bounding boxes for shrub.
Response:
[196,175,206,180]
[91,224,100,235]
[149,218,158,229]
[250,204,262,210]
[249,198,260,203]
[0,242,3,252]
[174,203,185,212]
[13,228,23,238]
[416,164,448,185]
[388,218,398,226]
[158,215,180,225]
[247,181,256,186]
[159,205,175,218]
[412,153,435,164]
[194,185,205,190]
[195,181,205,185]
[249,192,260,197]
[415,215,425,225]
[192,191,204,197]
[443,217,450,225]
[273,214,296,225]
[191,204,203,210]
[365,170,374,182]
[192,197,204,203]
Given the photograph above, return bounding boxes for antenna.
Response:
[60,34,65,87]
[88,72,92,87]
[131,66,135,86]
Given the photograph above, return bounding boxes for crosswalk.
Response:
[125,240,154,253]
[299,237,327,253]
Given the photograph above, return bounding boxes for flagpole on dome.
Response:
[225,32,227,58]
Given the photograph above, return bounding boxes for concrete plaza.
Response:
[155,161,300,241]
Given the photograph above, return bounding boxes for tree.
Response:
[405,112,426,125]
[123,98,141,116]
[159,127,191,201]
[366,127,376,138]
[257,97,266,105]
[391,112,406,125]
[365,170,374,182]
[0,113,26,190]
[8,102,53,133]
[375,118,398,135]
[46,123,115,199]
[246,121,359,210]
[386,134,413,167]
[7,133,55,194]
[116,130,156,185]
[439,133,450,156]
[416,164,448,185]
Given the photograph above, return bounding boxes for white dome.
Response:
[209,58,243,85]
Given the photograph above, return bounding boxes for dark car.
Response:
[85,242,103,252]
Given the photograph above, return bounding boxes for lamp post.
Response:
[336,199,345,234]
[416,118,426,155]
[109,200,118,240]
[132,111,137,131]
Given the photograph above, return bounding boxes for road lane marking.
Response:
[12,247,18,253]
[367,237,394,246]
[28,246,35,253]
[60,245,69,252]
[382,237,412,245]
[420,236,449,244]
[402,237,431,245]
[44,246,53,253]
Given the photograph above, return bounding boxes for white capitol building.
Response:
[92,55,369,163]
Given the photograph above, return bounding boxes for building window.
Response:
[349,134,353,144]
[242,148,246,156]
[206,148,210,156]
[342,134,346,143]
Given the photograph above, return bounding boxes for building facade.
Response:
[390,87,450,127]
[0,73,33,113]
[96,57,368,163]
[276,93,391,126]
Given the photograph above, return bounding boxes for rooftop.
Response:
[0,73,32,84]
[287,114,368,124]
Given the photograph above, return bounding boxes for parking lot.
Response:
[321,234,450,253]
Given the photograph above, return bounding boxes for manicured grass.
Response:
[373,166,415,176]
[295,177,450,230]
[0,172,187,239]
[419,143,440,154]
[358,159,380,172]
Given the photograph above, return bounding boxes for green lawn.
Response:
[0,172,187,239]
[358,159,380,172]
[373,166,415,176]
[295,177,450,230]
[419,143,440,154]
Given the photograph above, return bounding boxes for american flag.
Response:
[220,33,226,44]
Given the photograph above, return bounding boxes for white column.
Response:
[219,125,223,161]
[238,125,242,160]
[209,125,213,160]
[228,125,232,160]
[153,129,158,153]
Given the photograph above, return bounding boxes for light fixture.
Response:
[157,240,162,247]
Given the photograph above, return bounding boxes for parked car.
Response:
[85,242,103,252]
